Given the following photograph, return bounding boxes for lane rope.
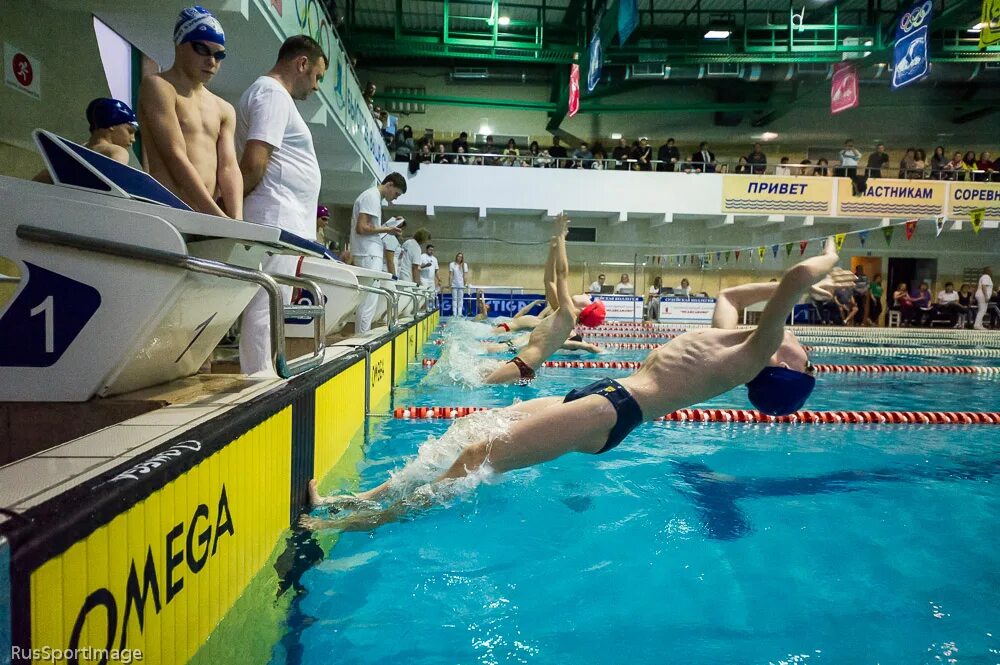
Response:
[393,406,1000,424]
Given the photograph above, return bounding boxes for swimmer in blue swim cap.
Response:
[33,98,138,182]
[138,6,241,218]
[302,237,856,531]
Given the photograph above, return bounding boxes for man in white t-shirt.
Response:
[351,173,407,333]
[236,35,327,375]
[448,253,470,316]
[588,273,606,293]
[397,228,431,282]
[935,282,964,327]
[381,220,403,275]
[419,244,440,290]
[974,267,993,329]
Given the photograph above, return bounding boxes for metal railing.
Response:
[16,225,326,379]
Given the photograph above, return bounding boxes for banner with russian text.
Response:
[837,178,945,218]
[947,182,1000,220]
[721,175,833,215]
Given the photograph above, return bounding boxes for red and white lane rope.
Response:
[585,343,1000,357]
[393,406,1000,424]
[420,358,1000,374]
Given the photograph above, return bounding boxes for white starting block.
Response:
[0,131,329,401]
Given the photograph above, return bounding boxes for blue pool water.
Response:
[272,324,1000,664]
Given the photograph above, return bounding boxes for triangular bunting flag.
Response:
[785,242,793,256]
[834,233,846,251]
[934,215,946,238]
[904,219,917,240]
[882,226,894,246]
[734,250,741,261]
[715,251,721,263]
[682,255,687,264]
[771,244,779,258]
[705,253,711,265]
[970,208,985,234]
[799,240,808,255]
[757,246,766,261]
[858,230,869,246]
[725,250,731,262]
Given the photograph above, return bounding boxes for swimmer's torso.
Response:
[619,328,762,418]
[141,74,224,201]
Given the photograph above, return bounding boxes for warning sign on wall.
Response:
[5,43,40,99]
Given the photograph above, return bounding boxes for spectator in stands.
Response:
[393,125,414,163]
[734,156,751,174]
[350,173,407,333]
[34,98,138,183]
[897,147,916,179]
[573,141,593,168]
[675,278,691,297]
[419,243,440,291]
[912,148,927,179]
[589,273,606,293]
[536,144,553,167]
[930,146,947,179]
[613,137,631,170]
[591,146,607,170]
[141,6,241,219]
[549,136,568,167]
[527,140,541,166]
[852,265,870,324]
[934,282,964,327]
[797,159,812,175]
[961,150,977,180]
[614,273,634,294]
[869,274,884,326]
[416,142,432,164]
[838,139,861,179]
[910,282,933,326]
[976,152,995,182]
[813,158,830,177]
[865,143,889,178]
[455,146,470,165]
[434,143,450,164]
[691,141,716,173]
[657,138,680,172]
[957,283,974,327]
[482,135,498,165]
[943,151,963,179]
[834,286,858,325]
[746,143,767,174]
[632,137,653,171]
[362,81,376,111]
[812,287,841,325]
[974,267,993,329]
[449,252,470,317]
[397,227,430,282]
[775,157,792,176]
[451,131,469,154]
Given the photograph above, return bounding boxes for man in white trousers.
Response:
[236,35,328,374]
[974,267,993,330]
[351,173,407,333]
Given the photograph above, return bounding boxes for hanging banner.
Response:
[892,0,933,90]
[978,0,1000,48]
[970,208,985,234]
[568,63,580,117]
[586,28,603,92]
[905,219,918,240]
[935,215,947,237]
[947,182,1000,220]
[722,175,833,215]
[785,242,793,256]
[618,0,639,45]
[837,178,945,218]
[883,225,894,245]
[799,240,808,255]
[831,62,859,114]
[858,230,869,246]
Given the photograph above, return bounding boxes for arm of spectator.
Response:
[139,76,226,217]
[216,100,243,219]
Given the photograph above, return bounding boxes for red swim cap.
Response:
[578,300,606,327]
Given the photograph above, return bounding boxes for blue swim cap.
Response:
[745,366,816,416]
[85,98,138,132]
[174,6,226,46]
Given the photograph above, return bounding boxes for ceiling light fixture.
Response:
[703,29,731,39]
[611,132,623,140]
[498,16,511,26]
[760,131,779,141]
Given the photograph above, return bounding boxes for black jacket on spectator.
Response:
[656,144,680,172]
[549,143,568,167]
[451,136,468,154]
[632,145,653,171]
[690,149,716,173]
[612,145,631,170]
[866,151,889,178]
[747,151,767,174]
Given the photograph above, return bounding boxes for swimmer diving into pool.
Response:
[481,214,606,384]
[302,237,856,531]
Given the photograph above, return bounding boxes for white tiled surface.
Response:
[122,404,222,426]
[38,424,177,458]
[0,457,115,509]
[11,457,132,511]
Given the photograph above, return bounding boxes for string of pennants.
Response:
[645,208,987,266]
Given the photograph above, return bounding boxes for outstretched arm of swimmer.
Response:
[139,77,228,217]
[542,233,559,310]
[561,340,602,353]
[552,214,575,315]
[512,299,545,318]
[216,101,243,219]
[747,238,853,359]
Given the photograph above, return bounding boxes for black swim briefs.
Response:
[563,378,643,454]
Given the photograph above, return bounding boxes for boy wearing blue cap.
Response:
[33,98,137,182]
[302,238,857,531]
[139,6,242,219]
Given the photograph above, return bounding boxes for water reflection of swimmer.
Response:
[301,240,856,532]
[673,457,1000,540]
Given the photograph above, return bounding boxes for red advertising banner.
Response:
[831,62,859,114]
[568,64,580,117]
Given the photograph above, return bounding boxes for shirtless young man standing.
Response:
[303,238,855,530]
[482,215,606,384]
[139,6,242,218]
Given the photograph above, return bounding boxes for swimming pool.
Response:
[267,323,1000,664]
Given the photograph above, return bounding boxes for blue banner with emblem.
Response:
[586,29,603,92]
[892,0,933,89]
[618,0,639,45]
